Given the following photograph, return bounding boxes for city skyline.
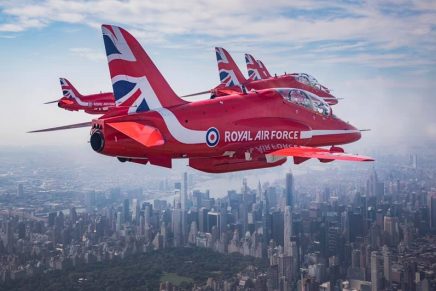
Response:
[0,147,435,290]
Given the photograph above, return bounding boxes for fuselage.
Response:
[58,92,115,114]
[214,74,337,105]
[90,88,359,161]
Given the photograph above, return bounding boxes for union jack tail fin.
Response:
[244,54,272,80]
[257,59,272,78]
[215,47,246,87]
[60,78,83,100]
[102,25,187,113]
[245,54,262,81]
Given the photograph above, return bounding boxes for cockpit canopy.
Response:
[292,73,330,93]
[276,88,331,116]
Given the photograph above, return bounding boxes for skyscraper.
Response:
[123,199,130,224]
[285,171,294,207]
[428,192,436,230]
[181,172,188,211]
[371,251,383,291]
[383,209,399,246]
[181,172,188,244]
[410,154,418,169]
[17,183,24,197]
[198,207,208,233]
[132,198,140,224]
[207,211,221,235]
[272,210,284,246]
[382,246,391,287]
[116,211,122,231]
[172,208,182,247]
[367,168,384,202]
[86,191,96,211]
[283,206,293,256]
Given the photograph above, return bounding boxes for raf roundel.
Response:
[206,127,220,147]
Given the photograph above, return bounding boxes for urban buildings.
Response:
[0,149,435,290]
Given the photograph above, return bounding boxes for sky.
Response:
[0,0,435,151]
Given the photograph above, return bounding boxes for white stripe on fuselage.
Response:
[301,129,359,139]
[64,89,89,107]
[154,108,206,144]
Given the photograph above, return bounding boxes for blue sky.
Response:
[0,0,435,149]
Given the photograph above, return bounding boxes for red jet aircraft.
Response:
[30,25,373,173]
[45,78,116,114]
[185,48,338,105]
[245,53,331,94]
[245,53,272,81]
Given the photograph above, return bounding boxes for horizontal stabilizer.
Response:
[180,88,241,98]
[44,99,60,104]
[181,90,211,98]
[107,122,164,147]
[270,146,374,162]
[28,122,92,133]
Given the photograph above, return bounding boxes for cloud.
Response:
[0,1,434,71]
[69,47,105,61]
[0,34,16,38]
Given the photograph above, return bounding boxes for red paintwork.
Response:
[56,78,116,114]
[189,156,286,173]
[107,122,164,147]
[58,92,115,114]
[33,25,372,173]
[85,25,370,173]
[213,48,338,105]
[91,88,362,172]
[224,74,337,104]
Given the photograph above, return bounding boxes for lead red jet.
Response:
[185,48,338,106]
[30,25,373,173]
[45,78,115,114]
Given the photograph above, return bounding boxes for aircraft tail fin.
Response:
[102,24,187,114]
[215,47,246,87]
[59,78,83,100]
[257,59,272,78]
[244,54,272,80]
[245,54,262,81]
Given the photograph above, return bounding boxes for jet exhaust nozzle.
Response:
[90,131,105,152]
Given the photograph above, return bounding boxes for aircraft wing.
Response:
[28,122,92,133]
[107,122,164,147]
[269,146,374,162]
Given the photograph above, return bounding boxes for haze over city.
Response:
[0,1,435,291]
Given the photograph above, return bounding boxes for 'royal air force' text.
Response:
[224,130,300,143]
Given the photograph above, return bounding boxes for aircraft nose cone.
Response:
[347,124,361,143]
